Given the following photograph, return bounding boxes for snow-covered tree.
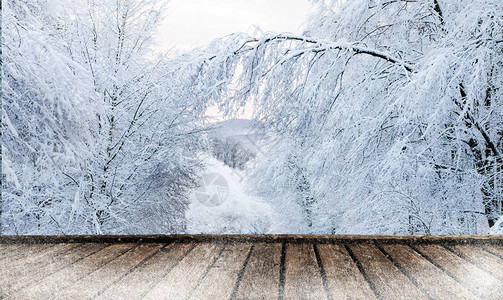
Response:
[2,0,209,234]
[199,0,503,234]
[59,0,209,234]
[210,137,256,170]
[3,0,501,235]
[2,0,101,234]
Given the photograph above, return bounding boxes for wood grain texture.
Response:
[0,243,105,296]
[1,236,502,300]
[95,243,193,300]
[234,243,282,300]
[190,243,252,299]
[0,243,75,281]
[54,243,163,299]
[447,244,503,280]
[6,243,135,300]
[0,244,24,256]
[13,243,107,294]
[283,243,326,300]
[479,244,503,258]
[414,244,503,298]
[348,244,428,299]
[0,243,77,296]
[142,243,225,300]
[317,244,377,300]
[380,244,476,299]
[0,244,56,266]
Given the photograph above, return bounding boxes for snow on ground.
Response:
[186,156,276,233]
[490,215,503,234]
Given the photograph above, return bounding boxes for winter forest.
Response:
[2,0,503,235]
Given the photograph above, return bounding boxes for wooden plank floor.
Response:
[0,235,502,299]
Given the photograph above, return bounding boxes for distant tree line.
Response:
[210,137,256,170]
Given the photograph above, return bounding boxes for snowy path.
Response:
[186,156,275,233]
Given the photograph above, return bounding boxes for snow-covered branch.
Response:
[232,34,415,73]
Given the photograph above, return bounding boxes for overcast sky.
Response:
[156,0,312,51]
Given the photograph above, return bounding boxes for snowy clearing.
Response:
[186,156,276,234]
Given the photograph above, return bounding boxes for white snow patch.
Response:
[489,215,503,234]
[186,156,276,234]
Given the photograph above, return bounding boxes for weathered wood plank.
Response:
[95,243,194,299]
[317,244,377,299]
[0,244,24,256]
[1,244,79,296]
[447,244,503,280]
[380,244,476,299]
[283,243,326,300]
[1,236,502,300]
[1,234,502,245]
[0,243,89,295]
[0,243,75,279]
[234,243,282,300]
[414,244,503,298]
[190,243,252,299]
[5,243,107,296]
[142,243,225,300]
[348,244,428,299]
[6,243,135,300]
[54,243,163,299]
[0,244,56,266]
[479,244,503,258]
